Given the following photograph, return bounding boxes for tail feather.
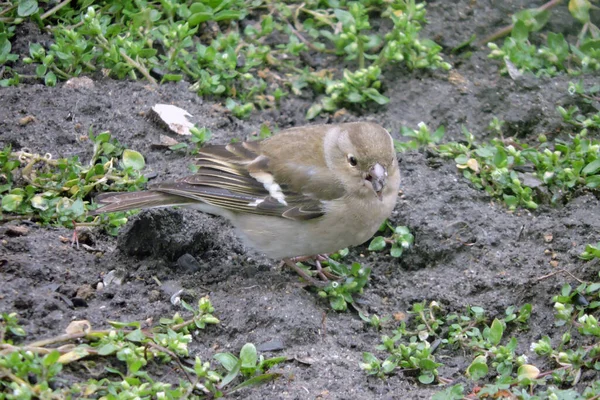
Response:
[92,191,196,215]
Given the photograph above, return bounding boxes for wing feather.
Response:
[96,132,344,220]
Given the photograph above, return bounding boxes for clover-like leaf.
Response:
[122,149,145,170]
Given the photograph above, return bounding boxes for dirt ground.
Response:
[1,0,600,398]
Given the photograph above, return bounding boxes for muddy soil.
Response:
[1,1,600,398]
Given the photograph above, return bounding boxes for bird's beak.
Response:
[366,163,386,201]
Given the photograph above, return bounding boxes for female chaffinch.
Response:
[94,122,400,282]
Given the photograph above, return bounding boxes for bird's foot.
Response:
[286,254,341,283]
[282,258,328,287]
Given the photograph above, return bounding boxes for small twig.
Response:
[170,317,201,332]
[146,342,194,384]
[536,364,569,378]
[0,214,35,223]
[0,4,16,18]
[287,22,333,53]
[26,330,108,348]
[477,0,564,46]
[118,49,158,85]
[181,375,202,399]
[0,368,30,388]
[535,269,586,284]
[40,0,71,21]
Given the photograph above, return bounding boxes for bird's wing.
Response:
[149,141,340,221]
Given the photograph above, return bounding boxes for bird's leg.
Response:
[71,219,80,249]
[290,255,328,281]
[313,258,329,281]
[282,258,327,287]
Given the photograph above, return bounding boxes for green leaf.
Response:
[18,0,38,17]
[513,9,550,32]
[219,359,241,388]
[108,320,141,329]
[582,159,600,175]
[334,9,354,26]
[432,384,465,400]
[161,74,183,82]
[43,350,60,366]
[214,352,239,372]
[362,352,379,364]
[466,355,488,380]
[30,195,48,211]
[122,149,145,170]
[169,143,188,151]
[432,126,445,142]
[188,12,214,26]
[418,372,435,384]
[569,0,591,24]
[226,373,281,395]
[368,236,386,251]
[35,64,47,77]
[488,318,504,345]
[511,20,529,42]
[390,243,403,257]
[306,103,322,120]
[98,343,119,356]
[364,88,389,105]
[125,329,146,342]
[240,343,258,368]
[44,71,57,87]
[493,146,507,167]
[419,358,438,370]
[214,10,243,21]
[454,154,469,164]
[330,295,347,311]
[580,39,600,53]
[70,198,84,217]
[2,194,23,211]
[585,175,600,188]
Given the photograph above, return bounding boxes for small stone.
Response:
[18,116,35,126]
[6,225,29,236]
[544,233,553,243]
[177,253,202,273]
[148,290,161,302]
[64,76,94,89]
[76,284,95,300]
[257,339,285,352]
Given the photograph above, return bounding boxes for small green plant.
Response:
[170,126,214,154]
[360,301,445,383]
[316,260,372,311]
[397,102,600,210]
[0,297,283,398]
[214,343,287,382]
[361,301,533,387]
[368,222,414,258]
[580,242,600,260]
[0,313,26,343]
[1,0,449,118]
[0,128,147,233]
[394,122,445,152]
[487,1,600,76]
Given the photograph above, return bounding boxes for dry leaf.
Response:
[151,104,194,135]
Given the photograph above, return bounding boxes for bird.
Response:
[93,122,400,284]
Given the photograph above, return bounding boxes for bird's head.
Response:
[324,122,399,201]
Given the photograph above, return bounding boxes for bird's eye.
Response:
[347,154,358,167]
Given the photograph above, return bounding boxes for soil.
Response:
[1,1,600,399]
